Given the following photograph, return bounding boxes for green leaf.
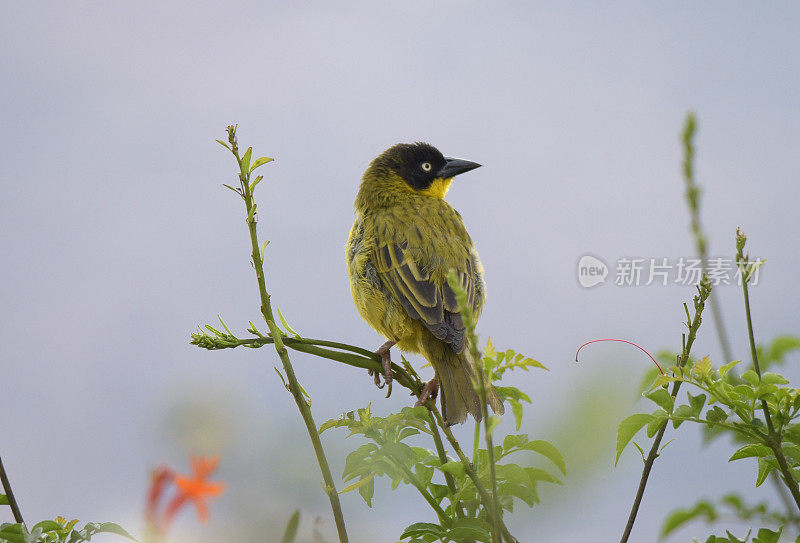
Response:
[93,523,136,540]
[706,406,729,424]
[687,392,707,416]
[400,522,447,539]
[729,444,772,462]
[250,175,263,192]
[342,443,377,479]
[648,373,678,390]
[525,467,562,484]
[281,510,300,543]
[447,527,492,542]
[340,472,376,494]
[718,360,741,378]
[276,307,301,338]
[754,527,782,543]
[250,156,274,173]
[756,458,775,487]
[215,139,231,150]
[510,400,524,430]
[222,183,240,195]
[0,523,26,543]
[0,531,25,542]
[440,460,465,477]
[32,521,61,533]
[741,369,760,387]
[761,372,789,385]
[645,388,674,412]
[743,259,766,283]
[398,427,420,441]
[672,404,694,428]
[240,146,252,174]
[259,238,270,260]
[522,440,566,474]
[616,414,654,466]
[782,444,800,465]
[632,441,646,462]
[660,500,717,537]
[646,410,668,438]
[0,494,7,505]
[414,463,434,486]
[447,518,493,543]
[358,475,375,507]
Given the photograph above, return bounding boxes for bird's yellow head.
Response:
[357,143,481,206]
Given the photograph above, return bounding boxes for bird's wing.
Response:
[374,240,480,353]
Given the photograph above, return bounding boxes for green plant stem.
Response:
[426,413,465,518]
[228,127,349,543]
[737,238,800,513]
[0,454,23,524]
[445,271,505,543]
[428,404,517,543]
[667,415,760,440]
[472,421,480,473]
[681,112,734,365]
[192,334,420,392]
[620,278,711,543]
[476,359,501,543]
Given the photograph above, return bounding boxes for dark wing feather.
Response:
[375,240,479,354]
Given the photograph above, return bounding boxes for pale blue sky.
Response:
[2,2,800,542]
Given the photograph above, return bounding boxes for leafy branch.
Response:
[190,321,420,393]
[0,454,24,524]
[618,275,713,542]
[737,229,800,512]
[212,126,350,543]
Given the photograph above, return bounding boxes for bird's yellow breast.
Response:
[417,177,454,199]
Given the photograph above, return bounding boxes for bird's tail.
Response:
[428,343,505,425]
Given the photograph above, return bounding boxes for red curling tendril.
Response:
[575,338,663,374]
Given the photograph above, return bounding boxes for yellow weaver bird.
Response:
[346,142,504,425]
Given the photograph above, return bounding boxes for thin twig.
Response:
[737,230,800,513]
[681,112,733,364]
[476,345,501,543]
[446,271,504,543]
[225,126,349,543]
[620,277,712,543]
[428,404,518,543]
[191,334,419,392]
[426,412,465,518]
[0,454,24,524]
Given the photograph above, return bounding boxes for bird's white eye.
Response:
[421,162,432,172]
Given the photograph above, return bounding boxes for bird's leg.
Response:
[368,340,395,398]
[415,376,439,407]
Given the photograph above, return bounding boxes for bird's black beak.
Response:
[437,157,481,179]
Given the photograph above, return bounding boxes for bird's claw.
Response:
[368,368,385,389]
[415,377,439,407]
[369,341,395,398]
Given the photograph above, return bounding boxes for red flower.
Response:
[166,455,226,524]
[145,455,226,535]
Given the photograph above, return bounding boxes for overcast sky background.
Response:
[2,2,800,542]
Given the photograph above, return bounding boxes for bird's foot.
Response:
[368,340,395,398]
[415,376,439,407]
